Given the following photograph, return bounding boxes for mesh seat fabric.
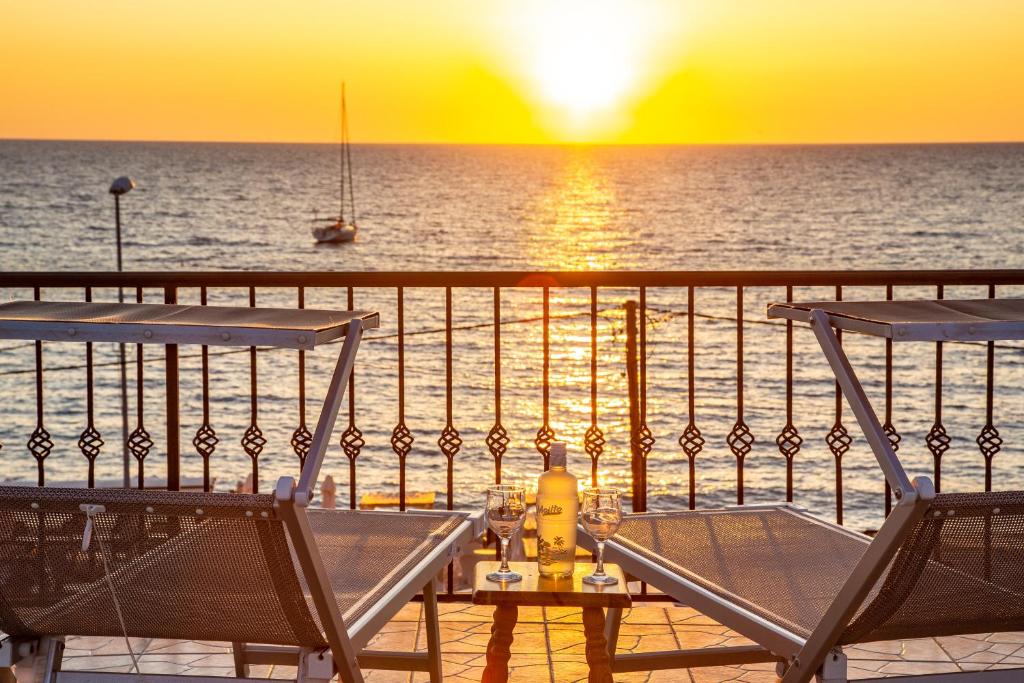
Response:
[0,487,468,649]
[843,491,1024,643]
[0,486,325,647]
[612,508,870,637]
[305,509,464,627]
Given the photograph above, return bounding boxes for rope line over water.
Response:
[0,305,1018,377]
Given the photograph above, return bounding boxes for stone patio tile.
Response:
[58,606,1024,681]
[935,635,995,660]
[66,664,136,673]
[366,620,420,651]
[548,655,598,682]
[364,669,414,682]
[852,640,908,656]
[672,630,731,650]
[958,650,1006,665]
[437,602,486,619]
[63,635,118,650]
[142,639,232,655]
[267,665,299,679]
[878,660,960,676]
[185,666,238,676]
[545,607,585,623]
[843,644,902,663]
[650,670,698,682]
[391,601,423,621]
[672,623,754,651]
[185,652,240,668]
[987,643,1023,656]
[607,669,679,683]
[247,665,275,677]
[611,623,679,655]
[136,660,191,675]
[899,638,953,662]
[62,635,151,656]
[545,623,590,656]
[422,620,548,654]
[149,653,232,669]
[621,606,671,625]
[60,654,141,670]
[412,653,552,682]
[688,665,749,682]
[438,602,546,623]
[511,607,547,623]
[667,605,723,627]
[737,668,779,683]
[844,653,890,671]
[848,663,890,680]
[95,637,150,656]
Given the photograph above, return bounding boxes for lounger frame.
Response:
[585,304,1018,682]
[0,303,480,683]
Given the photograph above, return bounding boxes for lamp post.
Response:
[109,176,135,487]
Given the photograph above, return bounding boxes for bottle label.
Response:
[537,533,573,567]
[536,496,576,569]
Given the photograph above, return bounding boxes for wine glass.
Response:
[486,485,527,583]
[580,488,622,585]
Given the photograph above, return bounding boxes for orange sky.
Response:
[2,0,1023,144]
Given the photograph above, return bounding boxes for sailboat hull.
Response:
[312,222,357,243]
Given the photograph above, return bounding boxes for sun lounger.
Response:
[582,299,1024,683]
[0,301,481,683]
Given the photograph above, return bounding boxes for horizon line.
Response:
[2,136,1023,147]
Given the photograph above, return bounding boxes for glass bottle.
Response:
[535,441,578,578]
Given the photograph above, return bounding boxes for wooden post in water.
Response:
[624,300,641,512]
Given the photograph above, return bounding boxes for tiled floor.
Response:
[56,602,1024,681]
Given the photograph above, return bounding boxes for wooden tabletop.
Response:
[472,562,631,608]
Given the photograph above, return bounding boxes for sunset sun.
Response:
[529,2,639,120]
[493,0,684,141]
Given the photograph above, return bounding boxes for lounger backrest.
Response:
[0,486,326,648]
[841,491,1024,644]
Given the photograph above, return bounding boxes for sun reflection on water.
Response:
[526,151,621,271]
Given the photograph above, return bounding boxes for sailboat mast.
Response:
[344,86,355,225]
[339,82,345,223]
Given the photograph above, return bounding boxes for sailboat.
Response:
[312,83,358,243]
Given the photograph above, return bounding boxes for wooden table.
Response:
[473,561,631,683]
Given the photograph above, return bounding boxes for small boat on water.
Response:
[312,83,358,244]
[312,219,356,243]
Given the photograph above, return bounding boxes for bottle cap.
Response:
[549,441,567,468]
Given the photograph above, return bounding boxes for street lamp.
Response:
[109,176,135,487]
[109,176,135,271]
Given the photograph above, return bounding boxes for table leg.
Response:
[582,607,614,683]
[482,604,517,683]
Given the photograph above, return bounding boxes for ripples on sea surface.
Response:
[0,140,1022,530]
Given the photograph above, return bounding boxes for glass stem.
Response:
[595,540,606,576]
[499,536,511,573]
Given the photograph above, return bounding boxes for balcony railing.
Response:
[0,270,1022,598]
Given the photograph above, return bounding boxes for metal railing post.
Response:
[163,285,180,491]
[624,300,641,512]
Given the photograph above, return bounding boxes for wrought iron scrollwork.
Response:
[776,423,802,460]
[290,424,313,467]
[439,423,462,461]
